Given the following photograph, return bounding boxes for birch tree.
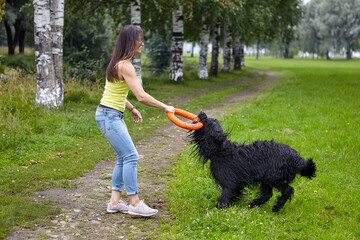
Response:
[221,23,232,73]
[210,19,221,76]
[197,15,210,79]
[233,37,241,70]
[169,4,184,82]
[33,0,64,108]
[240,43,244,66]
[130,0,142,84]
[50,0,64,106]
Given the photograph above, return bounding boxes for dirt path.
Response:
[7,69,279,240]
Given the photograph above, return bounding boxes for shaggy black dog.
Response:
[189,112,316,212]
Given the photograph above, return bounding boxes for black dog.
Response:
[189,112,316,212]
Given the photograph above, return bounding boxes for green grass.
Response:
[0,54,261,238]
[159,57,360,239]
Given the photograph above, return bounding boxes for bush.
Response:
[0,64,4,74]
[64,89,90,103]
[2,54,36,73]
[144,33,172,75]
[64,45,109,82]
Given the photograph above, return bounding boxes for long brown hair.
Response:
[106,25,143,82]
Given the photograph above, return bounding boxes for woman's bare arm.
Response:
[117,62,174,112]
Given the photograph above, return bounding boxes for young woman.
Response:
[95,25,174,217]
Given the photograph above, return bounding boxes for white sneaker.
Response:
[107,200,129,214]
[128,200,158,217]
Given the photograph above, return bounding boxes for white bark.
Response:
[34,0,58,108]
[50,0,64,107]
[221,23,232,73]
[197,15,209,79]
[210,19,220,76]
[169,4,183,82]
[131,0,142,85]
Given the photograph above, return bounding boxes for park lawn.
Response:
[0,54,260,238]
[160,57,360,239]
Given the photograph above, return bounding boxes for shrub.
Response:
[64,89,90,103]
[143,33,172,75]
[2,54,36,73]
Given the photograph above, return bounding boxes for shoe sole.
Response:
[107,210,128,214]
[128,211,158,217]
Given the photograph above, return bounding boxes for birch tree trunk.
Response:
[221,23,232,73]
[240,43,245,66]
[34,0,58,108]
[233,37,241,70]
[169,4,184,82]
[50,0,64,107]
[131,0,142,85]
[210,19,220,76]
[198,16,210,79]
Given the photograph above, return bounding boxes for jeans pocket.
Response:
[96,119,106,135]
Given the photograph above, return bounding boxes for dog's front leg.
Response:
[216,188,237,209]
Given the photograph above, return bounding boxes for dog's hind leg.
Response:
[272,182,294,212]
[250,183,273,208]
[216,188,240,209]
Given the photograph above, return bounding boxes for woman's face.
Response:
[134,37,144,54]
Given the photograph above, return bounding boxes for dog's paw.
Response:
[272,205,281,212]
[215,202,228,209]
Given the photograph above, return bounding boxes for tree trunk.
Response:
[19,25,26,54]
[191,42,194,57]
[169,4,183,82]
[198,15,209,79]
[326,51,331,60]
[240,43,245,66]
[283,44,289,58]
[50,0,65,107]
[34,0,58,108]
[210,19,220,76]
[4,18,22,55]
[221,23,231,73]
[131,0,142,85]
[256,41,260,60]
[346,46,352,60]
[233,37,241,70]
[4,20,15,55]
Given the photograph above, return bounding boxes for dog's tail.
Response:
[300,158,316,179]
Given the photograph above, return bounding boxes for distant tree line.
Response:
[2,0,303,108]
[299,0,360,60]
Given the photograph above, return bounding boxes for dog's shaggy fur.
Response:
[189,112,316,212]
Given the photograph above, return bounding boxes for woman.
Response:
[95,25,174,217]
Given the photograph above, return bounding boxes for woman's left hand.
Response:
[130,109,142,123]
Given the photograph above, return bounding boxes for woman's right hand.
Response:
[164,105,175,113]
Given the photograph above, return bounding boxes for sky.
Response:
[303,0,310,4]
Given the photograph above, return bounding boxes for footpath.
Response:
[7,69,278,240]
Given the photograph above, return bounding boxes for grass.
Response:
[0,53,261,238]
[159,57,360,239]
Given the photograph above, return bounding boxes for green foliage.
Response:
[159,57,360,239]
[2,53,35,73]
[299,0,360,56]
[143,33,172,75]
[63,7,115,81]
[64,89,90,103]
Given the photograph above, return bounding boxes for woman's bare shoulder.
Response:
[115,60,136,79]
[116,60,134,70]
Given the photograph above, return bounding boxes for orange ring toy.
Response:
[166,108,203,130]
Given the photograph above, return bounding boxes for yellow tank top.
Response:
[100,60,130,112]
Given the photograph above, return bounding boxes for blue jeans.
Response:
[95,105,139,195]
